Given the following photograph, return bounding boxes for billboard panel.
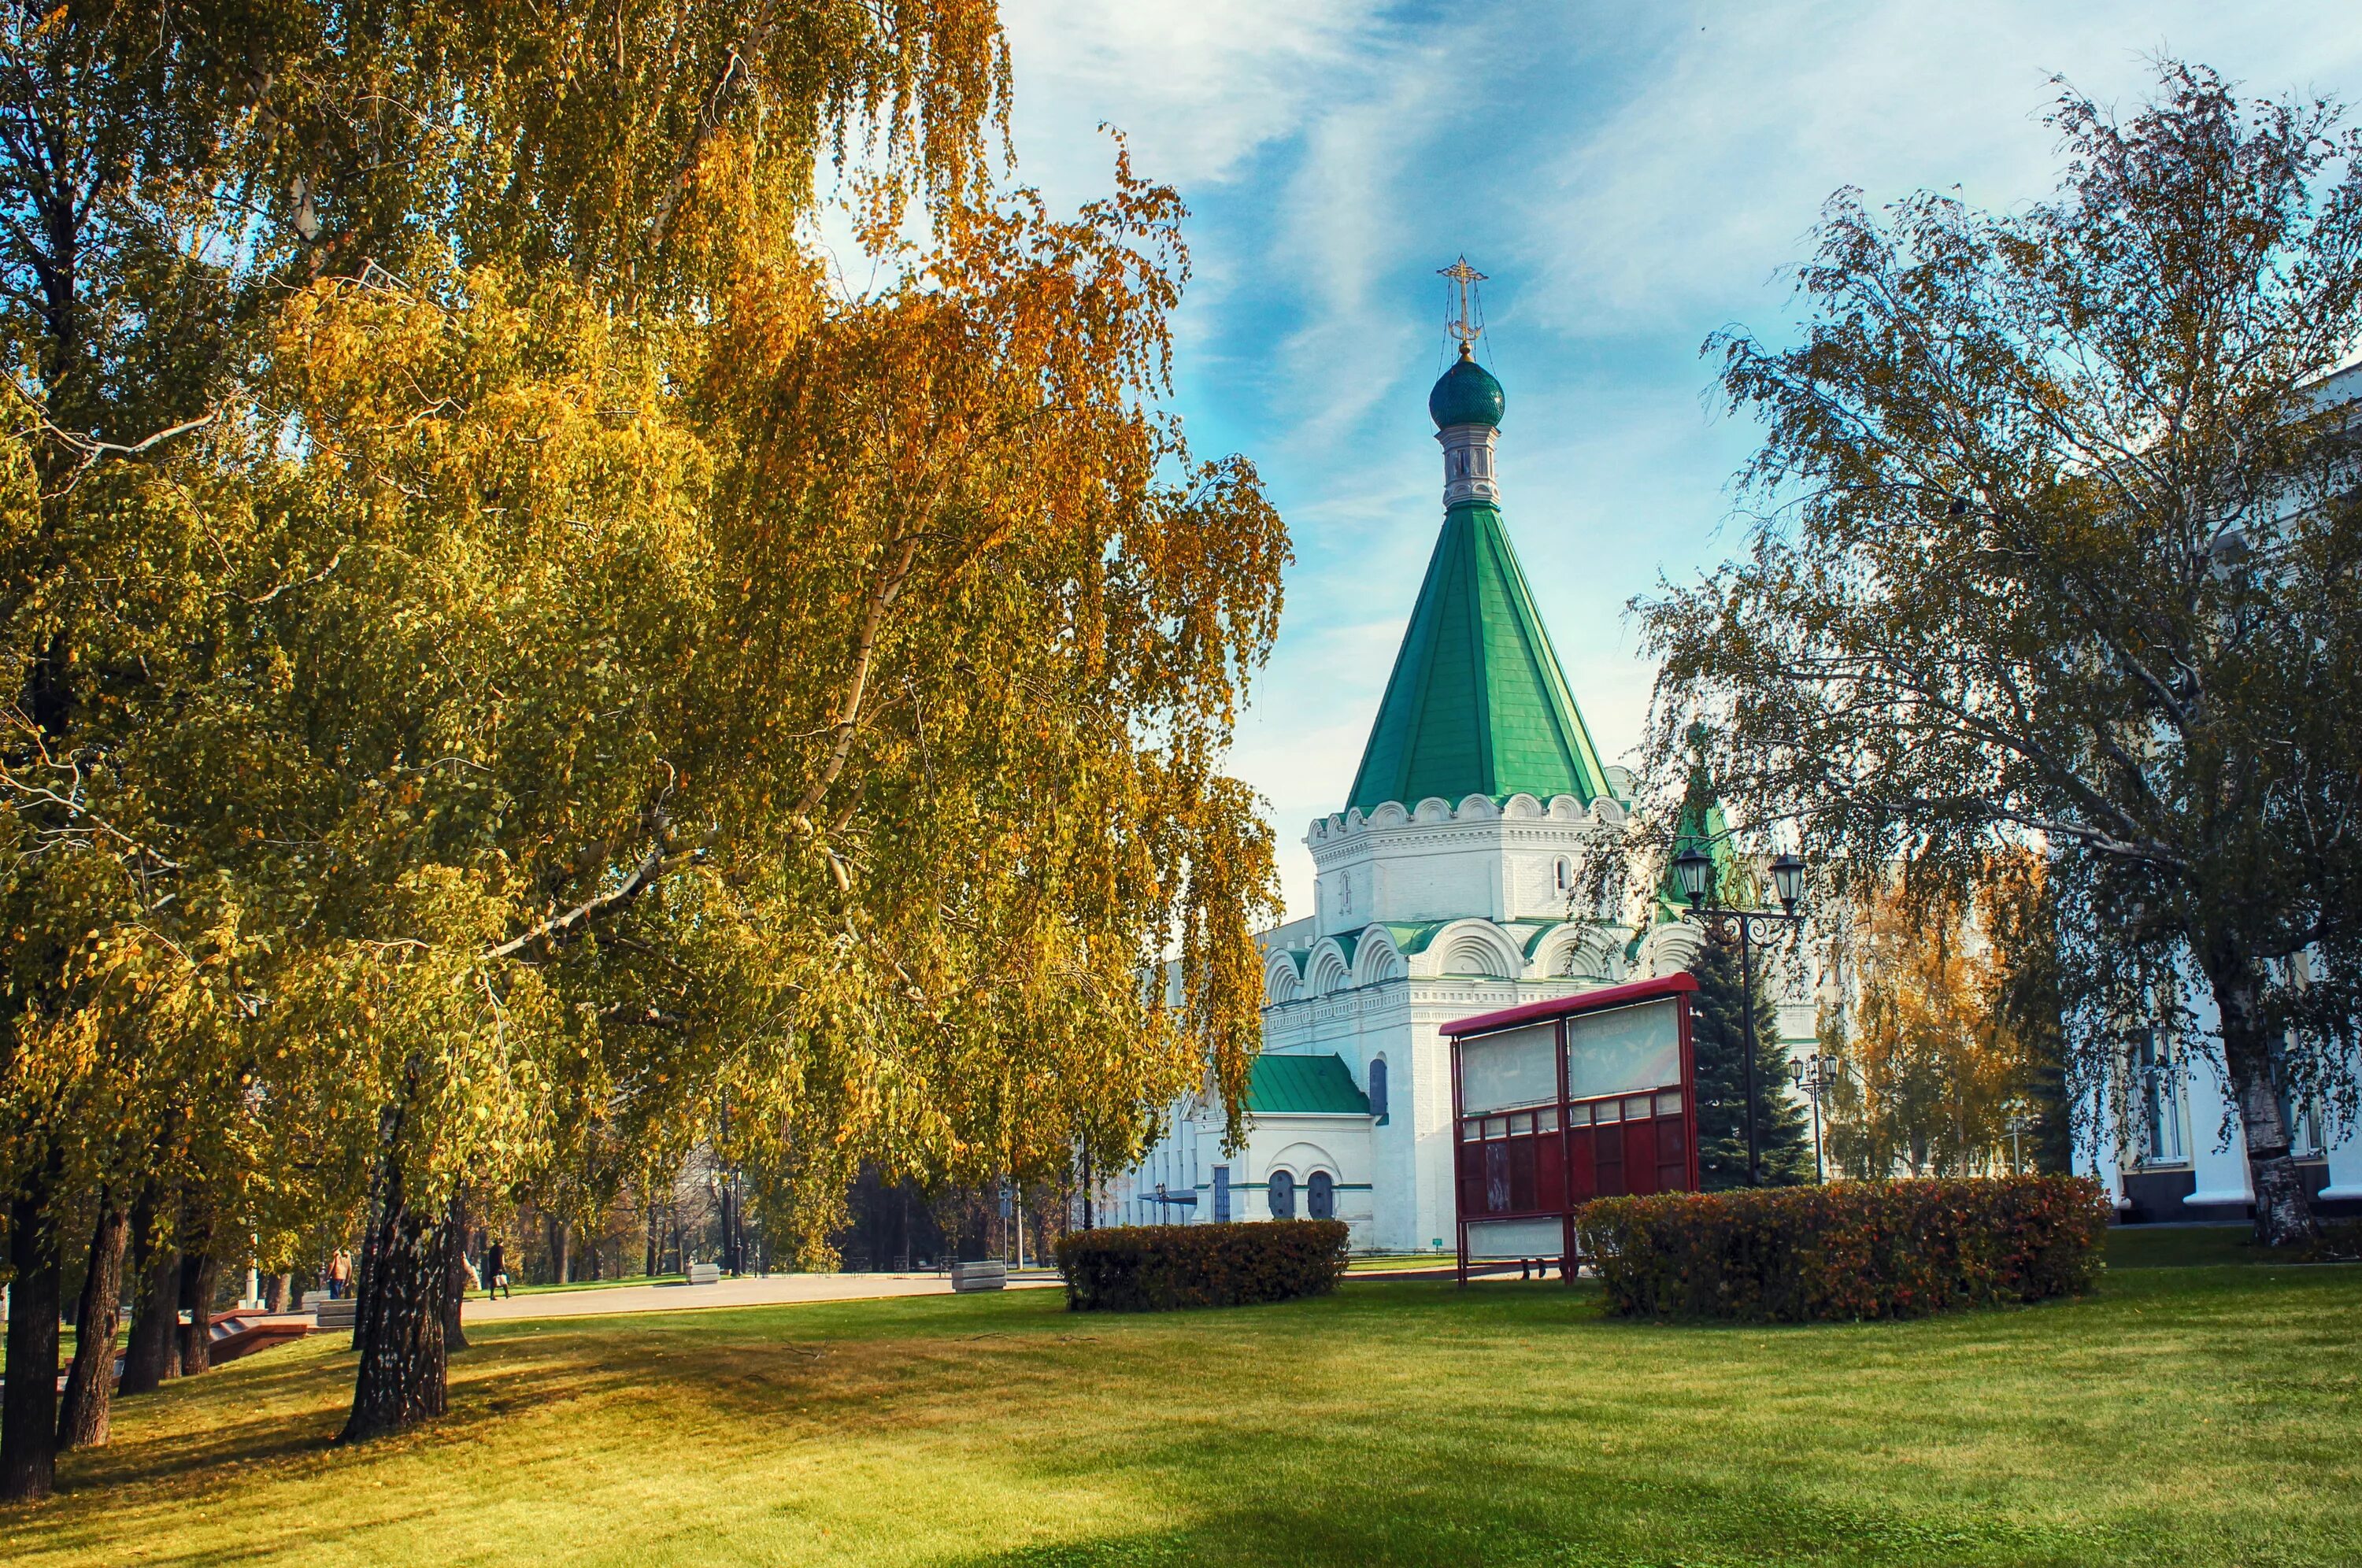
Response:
[1458,1022,1560,1113]
[1443,974,1701,1285]
[1564,998,1683,1101]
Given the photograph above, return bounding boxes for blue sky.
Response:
[982,2,2362,920]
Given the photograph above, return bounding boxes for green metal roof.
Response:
[1505,919,1563,957]
[1344,501,1616,815]
[1245,1053,1372,1116]
[1378,920,1449,956]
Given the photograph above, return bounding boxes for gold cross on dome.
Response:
[1439,256,1486,352]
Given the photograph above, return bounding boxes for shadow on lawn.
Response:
[943,1483,2132,1568]
[51,1328,672,1502]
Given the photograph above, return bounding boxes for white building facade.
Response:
[2078,980,2362,1223]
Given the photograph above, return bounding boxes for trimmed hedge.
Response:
[1575,1174,2109,1322]
[1055,1220,1349,1311]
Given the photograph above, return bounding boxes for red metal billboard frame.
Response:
[1444,972,1701,1286]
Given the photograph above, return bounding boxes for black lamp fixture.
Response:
[1672,845,1716,908]
[1672,838,1812,1189]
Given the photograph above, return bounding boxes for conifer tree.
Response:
[1688,929,1812,1189]
[1982,854,2075,1174]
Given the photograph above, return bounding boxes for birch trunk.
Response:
[340,1148,454,1443]
[2203,945,2319,1248]
[117,1184,180,1396]
[57,1197,130,1450]
[175,1248,219,1377]
[0,1159,62,1503]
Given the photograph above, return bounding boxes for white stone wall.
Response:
[1308,793,1625,937]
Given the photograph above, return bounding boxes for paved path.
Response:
[461,1270,1064,1324]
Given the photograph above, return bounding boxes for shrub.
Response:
[1055,1220,1349,1311]
[1575,1174,2109,1322]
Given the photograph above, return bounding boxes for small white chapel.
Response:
[1101,272,1807,1252]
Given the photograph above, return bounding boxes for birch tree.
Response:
[1635,62,2362,1245]
[2,0,1285,1495]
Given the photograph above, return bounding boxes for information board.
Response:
[1443,974,1700,1281]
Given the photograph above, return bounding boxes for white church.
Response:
[1105,294,2362,1249]
[1104,315,1799,1252]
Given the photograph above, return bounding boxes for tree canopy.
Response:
[1632,61,2362,1246]
[1,0,1287,1499]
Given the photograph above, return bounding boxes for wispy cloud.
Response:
[996,1,2362,920]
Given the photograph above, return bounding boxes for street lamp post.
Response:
[1788,1052,1837,1184]
[1673,845,1808,1188]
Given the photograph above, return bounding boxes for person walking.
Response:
[328,1248,353,1300]
[483,1238,511,1300]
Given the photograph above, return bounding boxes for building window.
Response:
[1554,856,1573,893]
[2276,1033,2327,1157]
[1268,1168,1296,1219]
[1307,1170,1335,1220]
[2282,1089,2327,1158]
[1368,1057,1389,1123]
[1212,1165,1231,1223]
[2134,1030,2182,1163]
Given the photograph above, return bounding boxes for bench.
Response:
[206,1314,313,1364]
[312,1296,358,1330]
[950,1260,1007,1293]
[686,1261,722,1285]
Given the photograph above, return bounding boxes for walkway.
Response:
[461,1270,1064,1324]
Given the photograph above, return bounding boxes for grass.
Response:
[2102,1223,2264,1270]
[6,1249,2356,1568]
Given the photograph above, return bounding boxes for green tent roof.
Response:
[1345,501,1615,815]
[1245,1054,1372,1116]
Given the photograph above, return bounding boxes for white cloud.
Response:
[998,0,1386,193]
[992,0,2362,923]
[1523,1,2362,335]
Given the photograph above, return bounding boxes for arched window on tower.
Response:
[1267,1168,1296,1219]
[1307,1170,1335,1220]
[1554,856,1574,894]
[1368,1057,1390,1124]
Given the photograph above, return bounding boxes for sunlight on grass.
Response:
[6,1264,2357,1567]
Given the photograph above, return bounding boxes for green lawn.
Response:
[7,1257,2356,1567]
[2100,1223,2269,1269]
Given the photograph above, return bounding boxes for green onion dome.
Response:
[1428,347,1505,428]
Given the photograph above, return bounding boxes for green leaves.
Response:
[1633,61,2362,1180]
[2,0,1283,1313]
